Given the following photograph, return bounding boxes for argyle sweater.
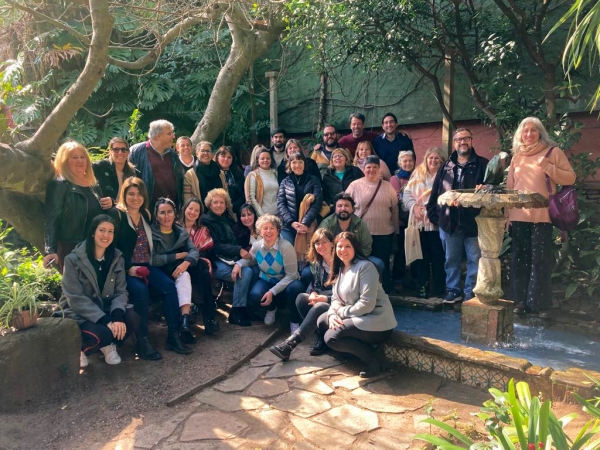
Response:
[237,237,299,295]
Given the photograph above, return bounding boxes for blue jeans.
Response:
[439,228,481,296]
[248,278,287,317]
[127,266,180,331]
[213,260,254,308]
[367,256,385,278]
[280,228,296,245]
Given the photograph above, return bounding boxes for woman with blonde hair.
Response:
[403,147,447,298]
[507,117,576,316]
[321,147,364,210]
[44,141,114,270]
[353,141,392,180]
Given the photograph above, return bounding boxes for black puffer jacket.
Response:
[44,180,108,255]
[277,173,323,232]
[426,149,488,237]
[321,166,364,208]
[202,211,242,260]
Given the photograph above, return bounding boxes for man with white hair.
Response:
[129,120,186,209]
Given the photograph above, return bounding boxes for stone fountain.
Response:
[437,190,548,345]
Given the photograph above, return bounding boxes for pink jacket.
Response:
[506,145,576,223]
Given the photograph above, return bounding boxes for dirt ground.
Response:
[0,307,276,450]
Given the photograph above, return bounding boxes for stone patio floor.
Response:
[105,340,501,450]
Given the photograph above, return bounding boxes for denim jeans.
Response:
[248,278,288,317]
[280,228,296,245]
[127,266,180,332]
[439,228,481,296]
[213,260,254,308]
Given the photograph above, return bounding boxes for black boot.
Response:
[359,358,383,378]
[309,333,327,356]
[269,333,302,361]
[228,307,251,327]
[166,331,192,354]
[136,336,162,361]
[204,319,220,335]
[180,314,196,344]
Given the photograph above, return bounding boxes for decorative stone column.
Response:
[438,190,548,345]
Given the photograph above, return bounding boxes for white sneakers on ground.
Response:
[80,351,89,368]
[264,308,277,326]
[290,322,300,335]
[100,343,122,365]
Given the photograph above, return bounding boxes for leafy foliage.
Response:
[415,379,600,450]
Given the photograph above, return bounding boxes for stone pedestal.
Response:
[438,189,547,345]
[461,298,514,345]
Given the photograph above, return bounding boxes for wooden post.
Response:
[265,71,279,130]
[442,53,455,156]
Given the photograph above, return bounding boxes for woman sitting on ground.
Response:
[202,189,255,327]
[283,228,335,354]
[353,141,392,180]
[179,197,220,333]
[245,147,279,217]
[277,151,323,246]
[60,214,134,368]
[44,141,114,270]
[234,214,299,326]
[270,232,397,378]
[93,137,140,204]
[183,141,227,204]
[321,147,364,211]
[402,147,446,298]
[152,197,214,353]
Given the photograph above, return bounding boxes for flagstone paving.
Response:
[127,341,497,449]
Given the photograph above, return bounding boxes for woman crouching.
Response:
[60,214,135,367]
[270,231,397,378]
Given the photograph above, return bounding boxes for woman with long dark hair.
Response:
[214,146,245,214]
[60,214,135,368]
[93,137,140,203]
[270,232,397,378]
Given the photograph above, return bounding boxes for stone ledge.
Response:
[385,330,600,403]
[0,318,80,410]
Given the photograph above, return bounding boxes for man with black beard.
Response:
[310,124,340,177]
[426,128,488,304]
[269,127,287,171]
[318,192,384,276]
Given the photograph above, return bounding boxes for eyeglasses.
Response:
[111,147,129,153]
[198,149,212,154]
[323,132,336,137]
[332,154,346,159]
[453,136,472,143]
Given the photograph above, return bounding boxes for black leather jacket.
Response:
[44,180,105,255]
[93,159,140,203]
[202,211,242,260]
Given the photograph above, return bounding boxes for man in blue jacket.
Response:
[129,120,186,210]
[426,128,488,304]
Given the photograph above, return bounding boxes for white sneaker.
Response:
[100,344,121,365]
[264,308,277,326]
[290,323,300,335]
[80,351,89,368]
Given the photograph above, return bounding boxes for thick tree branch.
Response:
[17,0,114,158]
[0,189,46,251]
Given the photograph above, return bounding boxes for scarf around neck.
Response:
[519,140,547,157]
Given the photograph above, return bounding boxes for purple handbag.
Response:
[544,148,579,232]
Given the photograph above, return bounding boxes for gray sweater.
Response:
[328,259,397,332]
[59,242,128,325]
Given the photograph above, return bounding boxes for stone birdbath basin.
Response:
[438,189,548,344]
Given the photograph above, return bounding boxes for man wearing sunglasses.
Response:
[426,128,488,305]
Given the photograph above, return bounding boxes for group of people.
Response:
[44,113,575,377]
